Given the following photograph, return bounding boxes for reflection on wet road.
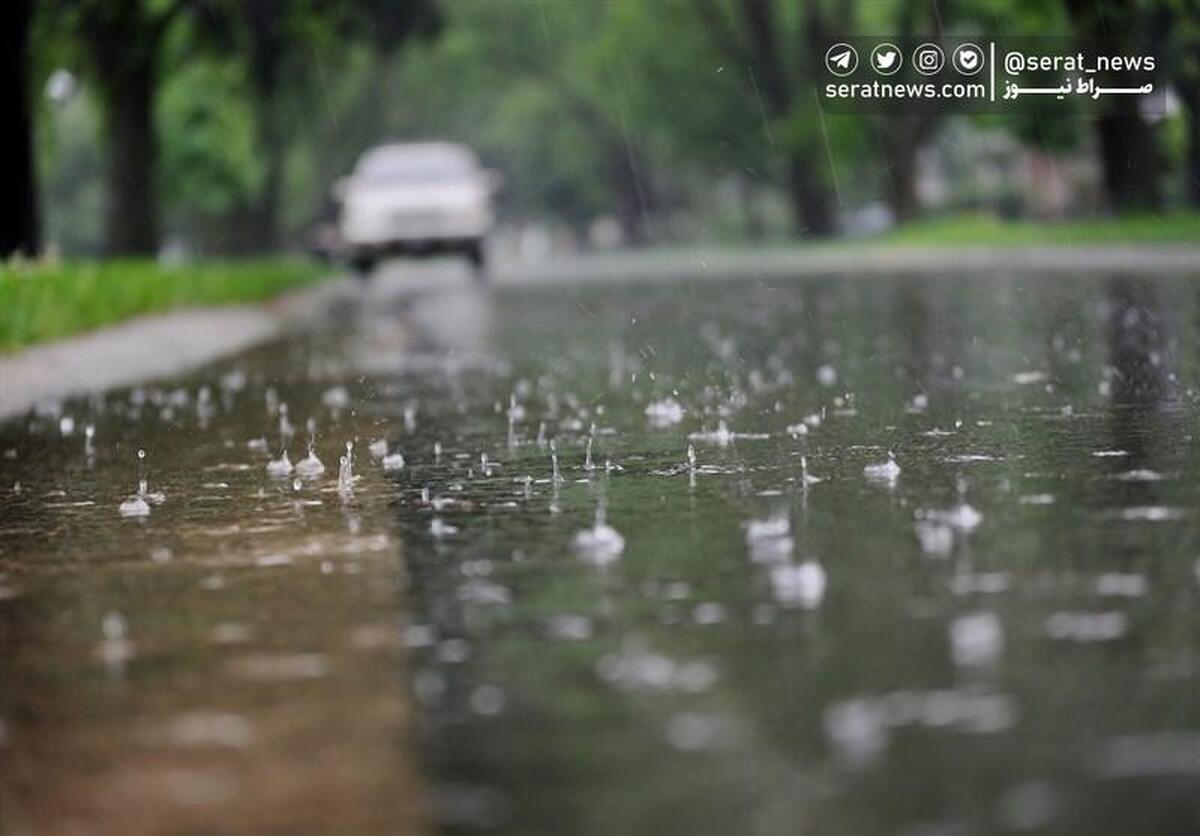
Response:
[4,263,1200,834]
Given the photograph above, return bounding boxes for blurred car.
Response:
[334,142,497,276]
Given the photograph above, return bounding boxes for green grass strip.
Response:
[875,212,1200,247]
[0,258,327,352]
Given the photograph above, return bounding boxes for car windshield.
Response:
[356,147,475,183]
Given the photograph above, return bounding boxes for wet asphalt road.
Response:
[4,257,1200,834]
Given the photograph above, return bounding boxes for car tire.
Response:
[350,254,375,279]
[465,241,486,281]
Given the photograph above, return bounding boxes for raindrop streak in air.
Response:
[279,403,294,440]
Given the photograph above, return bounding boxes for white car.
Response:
[335,142,497,276]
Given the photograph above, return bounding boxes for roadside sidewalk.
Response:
[0,275,357,421]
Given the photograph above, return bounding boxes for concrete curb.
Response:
[0,276,356,421]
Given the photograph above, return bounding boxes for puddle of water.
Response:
[4,271,1200,833]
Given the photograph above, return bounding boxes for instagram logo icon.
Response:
[913,43,944,76]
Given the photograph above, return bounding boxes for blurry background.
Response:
[3,0,1199,262]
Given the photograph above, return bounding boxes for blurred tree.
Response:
[859,0,953,223]
[157,57,262,250]
[48,0,200,256]
[0,0,41,257]
[1162,0,1200,206]
[1064,0,1163,211]
[599,0,779,239]
[397,0,662,244]
[27,0,1194,258]
[40,0,439,257]
[692,0,841,236]
[206,0,440,249]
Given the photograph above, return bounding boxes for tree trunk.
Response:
[252,114,284,250]
[1191,110,1200,209]
[1095,104,1162,212]
[786,154,835,237]
[1182,81,1200,209]
[889,154,919,225]
[608,139,650,246]
[0,0,41,257]
[878,113,936,224]
[696,0,837,238]
[884,137,920,224]
[1065,0,1162,213]
[95,51,160,256]
[736,176,765,241]
[246,0,284,251]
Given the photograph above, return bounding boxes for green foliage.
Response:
[159,59,262,217]
[600,0,770,173]
[875,211,1200,246]
[26,0,1200,254]
[0,258,325,350]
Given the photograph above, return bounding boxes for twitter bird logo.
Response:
[871,43,902,75]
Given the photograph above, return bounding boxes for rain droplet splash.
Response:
[338,440,355,494]
[864,450,901,485]
[118,492,151,518]
[550,440,563,483]
[118,448,164,517]
[573,501,625,566]
[295,424,325,479]
[382,447,406,471]
[266,449,293,477]
[799,455,823,487]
